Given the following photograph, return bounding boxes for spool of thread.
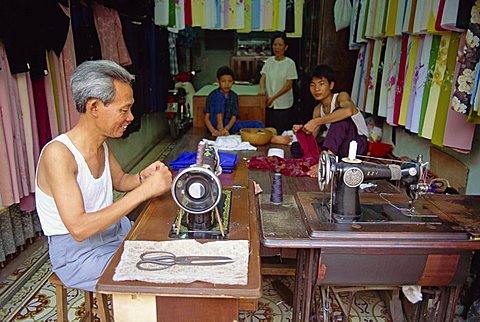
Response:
[270,173,283,204]
[196,141,206,165]
[348,140,358,160]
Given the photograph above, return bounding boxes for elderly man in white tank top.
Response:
[35,60,172,291]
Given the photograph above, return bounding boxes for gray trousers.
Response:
[48,217,132,292]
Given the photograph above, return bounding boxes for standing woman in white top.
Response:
[259,33,298,133]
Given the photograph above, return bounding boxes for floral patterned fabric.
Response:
[421,33,452,139]
[451,0,480,124]
[410,34,433,133]
[247,156,316,177]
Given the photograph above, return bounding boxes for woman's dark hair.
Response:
[271,33,289,47]
[310,64,335,84]
[216,66,235,80]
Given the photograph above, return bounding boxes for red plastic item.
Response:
[368,141,393,158]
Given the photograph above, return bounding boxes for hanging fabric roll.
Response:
[399,35,421,126]
[405,35,425,130]
[418,35,441,136]
[421,33,452,139]
[431,32,461,146]
[409,34,432,133]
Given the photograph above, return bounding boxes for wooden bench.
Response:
[49,273,110,322]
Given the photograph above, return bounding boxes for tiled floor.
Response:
[0,238,394,321]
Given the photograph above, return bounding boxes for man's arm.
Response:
[303,92,359,133]
[109,151,169,192]
[293,104,321,134]
[38,142,171,242]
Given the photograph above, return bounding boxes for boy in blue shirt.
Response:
[204,66,264,136]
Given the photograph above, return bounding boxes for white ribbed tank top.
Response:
[35,134,113,236]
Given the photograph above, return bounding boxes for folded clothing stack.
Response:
[169,151,238,173]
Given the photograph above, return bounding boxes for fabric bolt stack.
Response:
[169,151,238,173]
[349,0,479,154]
[154,0,304,37]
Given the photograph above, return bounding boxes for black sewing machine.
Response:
[170,142,230,239]
[317,151,432,223]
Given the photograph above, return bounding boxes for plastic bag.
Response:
[334,0,353,32]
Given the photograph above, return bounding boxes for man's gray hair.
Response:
[70,60,135,113]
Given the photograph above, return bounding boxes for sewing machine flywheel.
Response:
[318,151,333,191]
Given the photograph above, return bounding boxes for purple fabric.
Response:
[322,118,368,159]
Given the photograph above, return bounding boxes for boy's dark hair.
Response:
[216,66,235,80]
[271,33,288,47]
[310,64,335,84]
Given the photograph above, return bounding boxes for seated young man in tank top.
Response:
[35,60,172,292]
[292,64,369,177]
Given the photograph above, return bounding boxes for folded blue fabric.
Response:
[169,151,237,173]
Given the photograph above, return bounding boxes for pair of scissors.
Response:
[136,251,235,271]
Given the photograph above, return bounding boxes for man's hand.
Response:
[140,162,172,199]
[140,161,165,179]
[292,124,303,133]
[302,118,320,134]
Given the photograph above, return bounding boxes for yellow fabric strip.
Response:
[385,0,398,36]
[228,0,236,29]
[192,0,206,26]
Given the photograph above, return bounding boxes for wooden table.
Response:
[247,143,480,322]
[192,84,266,128]
[97,129,262,322]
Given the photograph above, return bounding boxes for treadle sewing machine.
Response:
[170,141,231,239]
[297,150,473,240]
[316,150,430,223]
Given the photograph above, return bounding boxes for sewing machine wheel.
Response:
[318,151,332,191]
[171,166,222,214]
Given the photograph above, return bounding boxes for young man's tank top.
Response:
[320,93,369,137]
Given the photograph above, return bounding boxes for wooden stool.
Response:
[49,273,110,322]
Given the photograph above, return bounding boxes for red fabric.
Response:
[184,0,192,26]
[295,131,319,161]
[32,78,52,148]
[435,0,448,32]
[247,156,316,176]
